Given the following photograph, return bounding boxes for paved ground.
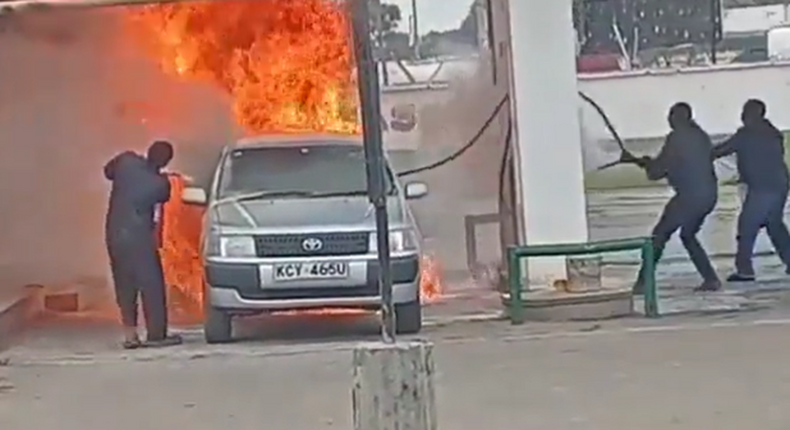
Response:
[4,312,790,430]
[4,185,790,429]
[422,183,782,278]
[589,186,790,315]
[422,184,790,317]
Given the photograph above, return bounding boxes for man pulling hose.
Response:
[625,103,722,293]
[712,99,790,282]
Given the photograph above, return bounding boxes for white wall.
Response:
[388,60,790,149]
[578,62,790,140]
[723,4,790,34]
[379,84,454,151]
[480,0,790,141]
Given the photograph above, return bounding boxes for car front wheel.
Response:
[204,306,233,344]
[395,300,422,334]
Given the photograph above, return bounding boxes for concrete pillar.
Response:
[507,0,589,288]
[352,341,437,430]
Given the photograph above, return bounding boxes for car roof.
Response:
[232,133,363,150]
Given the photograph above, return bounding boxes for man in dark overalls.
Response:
[104,140,182,349]
[713,99,790,281]
[629,103,721,293]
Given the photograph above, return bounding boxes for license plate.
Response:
[273,262,349,281]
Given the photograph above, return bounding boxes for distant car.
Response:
[731,47,768,64]
[182,134,428,343]
[577,53,622,73]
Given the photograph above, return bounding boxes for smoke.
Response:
[399,57,635,280]
[578,104,624,172]
[400,57,509,280]
[417,58,507,201]
[0,8,239,295]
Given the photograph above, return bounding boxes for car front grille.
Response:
[238,285,379,300]
[254,232,370,257]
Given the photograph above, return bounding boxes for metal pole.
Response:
[710,0,719,64]
[350,0,395,343]
[411,0,419,57]
[369,0,389,86]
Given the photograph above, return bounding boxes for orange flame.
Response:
[131,0,445,320]
[124,0,360,135]
[419,255,443,303]
[159,174,205,323]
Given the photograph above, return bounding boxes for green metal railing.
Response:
[506,237,658,324]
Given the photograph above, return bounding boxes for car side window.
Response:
[211,148,232,200]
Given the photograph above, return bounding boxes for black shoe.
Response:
[143,334,183,348]
[121,339,142,350]
[693,280,722,292]
[726,273,756,282]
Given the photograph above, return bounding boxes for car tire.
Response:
[204,307,233,344]
[395,300,422,334]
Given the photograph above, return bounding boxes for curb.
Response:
[423,311,505,327]
[0,285,43,352]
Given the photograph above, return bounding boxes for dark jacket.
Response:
[104,151,171,244]
[645,121,718,201]
[713,119,788,192]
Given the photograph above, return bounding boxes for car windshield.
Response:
[217,143,395,199]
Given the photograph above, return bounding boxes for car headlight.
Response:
[205,233,256,257]
[370,230,418,253]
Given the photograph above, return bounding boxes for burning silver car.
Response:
[181,134,428,343]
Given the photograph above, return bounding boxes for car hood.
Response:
[212,195,407,231]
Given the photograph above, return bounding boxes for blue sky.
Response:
[388,0,474,34]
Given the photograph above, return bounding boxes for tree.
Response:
[416,2,479,58]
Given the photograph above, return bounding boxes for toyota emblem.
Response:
[302,237,323,252]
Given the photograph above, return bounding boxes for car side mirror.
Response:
[404,181,428,200]
[182,187,208,205]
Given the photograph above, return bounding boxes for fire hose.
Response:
[395,91,631,229]
[397,90,759,269]
[493,93,630,217]
[396,91,631,179]
[395,91,629,285]
[396,95,511,177]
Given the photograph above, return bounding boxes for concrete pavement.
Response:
[419,184,790,318]
[3,314,790,430]
[4,184,790,429]
[590,186,790,315]
[420,183,787,280]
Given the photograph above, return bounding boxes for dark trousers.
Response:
[638,194,718,282]
[107,234,168,340]
[735,188,790,275]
